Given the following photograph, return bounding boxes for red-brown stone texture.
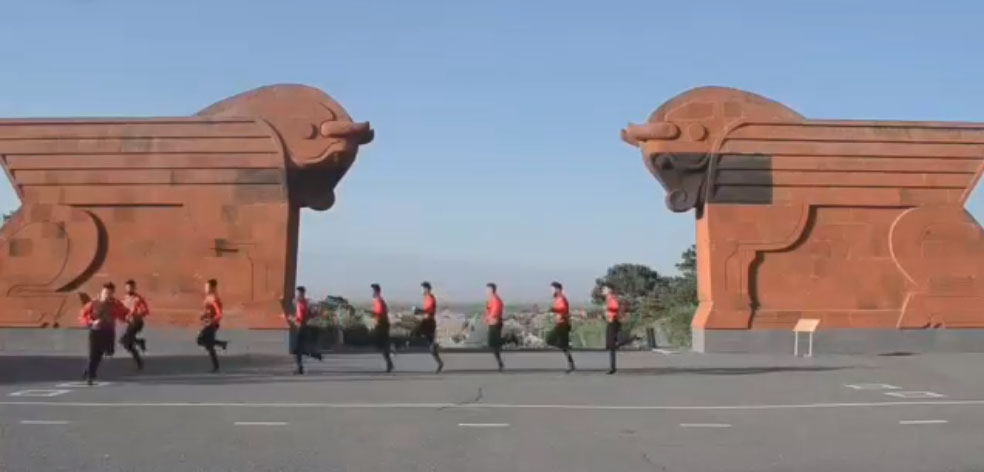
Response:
[0,84,372,329]
[623,87,984,332]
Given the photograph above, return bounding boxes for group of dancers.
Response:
[78,278,626,385]
[288,280,625,376]
[78,279,228,385]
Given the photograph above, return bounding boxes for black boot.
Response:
[383,351,394,373]
[431,345,443,374]
[136,338,147,352]
[565,351,575,374]
[607,349,617,374]
[207,347,220,373]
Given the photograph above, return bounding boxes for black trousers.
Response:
[487,322,503,352]
[550,322,571,351]
[120,318,144,367]
[86,329,115,380]
[549,322,574,370]
[416,318,442,367]
[417,317,437,345]
[374,322,393,370]
[488,322,504,368]
[197,324,220,370]
[606,321,621,371]
[292,325,321,371]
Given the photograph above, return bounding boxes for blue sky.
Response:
[2,0,984,303]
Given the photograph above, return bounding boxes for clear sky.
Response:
[2,0,984,303]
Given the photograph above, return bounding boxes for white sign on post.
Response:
[793,318,820,357]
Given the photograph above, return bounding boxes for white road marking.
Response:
[56,381,111,388]
[845,383,900,390]
[884,391,946,399]
[19,420,70,425]
[8,390,71,398]
[234,422,288,426]
[3,399,984,411]
[899,419,948,425]
[458,423,509,428]
[680,423,731,428]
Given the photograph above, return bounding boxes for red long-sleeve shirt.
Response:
[372,297,388,322]
[124,293,150,321]
[295,298,310,325]
[422,293,437,318]
[486,294,503,325]
[606,293,621,323]
[79,298,128,330]
[551,295,570,323]
[204,294,223,325]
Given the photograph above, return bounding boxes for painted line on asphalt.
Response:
[8,390,71,398]
[845,383,900,390]
[899,419,948,425]
[458,423,509,428]
[56,381,111,388]
[4,400,984,411]
[234,422,288,426]
[884,391,946,399]
[19,420,70,425]
[680,423,731,428]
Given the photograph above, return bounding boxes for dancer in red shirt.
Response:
[120,279,150,371]
[288,286,322,374]
[371,283,394,373]
[602,283,623,374]
[413,281,444,373]
[79,282,129,385]
[548,281,575,373]
[197,279,229,372]
[485,282,505,371]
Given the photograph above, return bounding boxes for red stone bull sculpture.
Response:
[0,84,373,329]
[623,87,984,351]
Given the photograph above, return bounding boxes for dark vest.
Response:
[90,300,116,331]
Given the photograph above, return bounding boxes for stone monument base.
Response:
[694,328,984,354]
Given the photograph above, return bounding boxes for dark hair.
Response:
[550,281,563,290]
[370,283,381,291]
[207,279,218,288]
[125,279,136,286]
[421,281,431,290]
[103,282,115,290]
[296,286,306,293]
[486,282,497,291]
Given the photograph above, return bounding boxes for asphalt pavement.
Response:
[2,348,984,471]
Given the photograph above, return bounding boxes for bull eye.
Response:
[657,154,674,170]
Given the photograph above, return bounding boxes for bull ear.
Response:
[78,292,91,305]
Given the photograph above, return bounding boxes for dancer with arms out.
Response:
[485,282,505,371]
[602,283,623,374]
[288,286,322,374]
[371,283,394,373]
[79,282,128,385]
[120,279,149,371]
[413,281,444,373]
[197,279,228,372]
[548,281,575,373]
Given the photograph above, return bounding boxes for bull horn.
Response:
[621,122,680,146]
[320,121,375,144]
